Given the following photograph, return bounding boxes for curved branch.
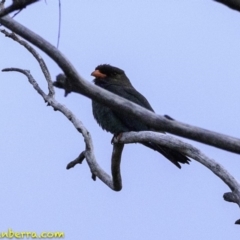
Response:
[113,131,240,206]
[0,29,54,96]
[0,28,123,191]
[4,66,239,198]
[1,12,240,195]
[1,1,240,225]
[0,0,39,18]
[2,67,123,191]
[1,16,236,153]
[3,64,240,200]
[66,142,123,191]
[111,143,124,191]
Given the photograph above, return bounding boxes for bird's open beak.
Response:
[91,70,106,78]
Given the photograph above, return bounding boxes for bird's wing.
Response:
[103,83,191,168]
[105,84,154,131]
[107,84,154,111]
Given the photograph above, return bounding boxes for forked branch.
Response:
[0,15,240,154]
[1,30,123,191]
[2,28,240,207]
[1,5,240,223]
[114,131,240,208]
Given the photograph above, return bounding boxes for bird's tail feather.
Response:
[141,142,190,169]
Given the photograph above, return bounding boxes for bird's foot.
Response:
[111,133,123,144]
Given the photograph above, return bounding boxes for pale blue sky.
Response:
[1,0,240,239]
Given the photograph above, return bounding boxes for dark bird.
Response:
[91,64,190,168]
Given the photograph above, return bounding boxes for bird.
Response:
[91,64,190,168]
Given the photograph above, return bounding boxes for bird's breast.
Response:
[92,100,130,134]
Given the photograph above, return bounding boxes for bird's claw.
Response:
[111,133,123,144]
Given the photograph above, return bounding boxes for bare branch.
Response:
[66,144,123,190]
[0,0,5,11]
[66,151,86,170]
[2,2,240,215]
[114,131,240,206]
[0,0,40,18]
[111,143,124,191]
[0,26,123,191]
[0,29,54,96]
[2,67,47,97]
[2,67,123,191]
[1,0,240,226]
[0,16,237,153]
[1,12,240,195]
[214,0,240,12]
[2,67,240,198]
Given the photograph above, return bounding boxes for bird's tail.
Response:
[142,142,190,169]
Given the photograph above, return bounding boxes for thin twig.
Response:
[56,0,61,48]
[0,0,39,18]
[0,29,54,97]
[66,151,86,169]
[0,25,123,190]
[2,67,123,191]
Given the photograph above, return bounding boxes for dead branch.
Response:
[1,29,123,191]
[0,29,54,96]
[2,66,123,191]
[1,2,240,223]
[0,16,240,154]
[0,0,39,18]
[2,26,240,206]
[114,131,240,207]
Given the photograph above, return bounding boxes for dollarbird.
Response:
[91,64,190,168]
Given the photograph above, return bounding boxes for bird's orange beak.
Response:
[91,70,106,78]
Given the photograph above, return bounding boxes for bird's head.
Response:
[91,64,132,86]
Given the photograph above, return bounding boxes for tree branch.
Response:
[0,29,54,97]
[2,67,123,191]
[3,66,240,215]
[113,131,240,207]
[1,1,240,225]
[0,0,40,18]
[0,29,123,191]
[214,0,240,12]
[0,16,239,154]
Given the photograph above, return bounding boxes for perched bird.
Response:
[91,64,190,168]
